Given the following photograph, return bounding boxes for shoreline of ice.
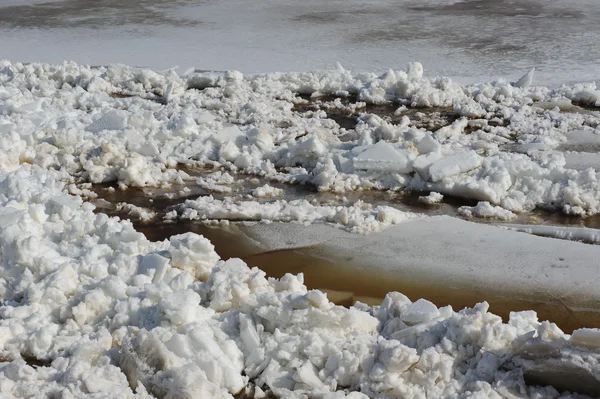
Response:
[2,60,600,397]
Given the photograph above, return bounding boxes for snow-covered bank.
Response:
[3,60,600,397]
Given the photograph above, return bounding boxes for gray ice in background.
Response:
[0,0,599,85]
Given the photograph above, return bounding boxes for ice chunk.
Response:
[434,118,469,141]
[563,152,600,171]
[429,151,482,182]
[86,110,128,133]
[514,67,535,88]
[570,328,600,349]
[564,129,600,151]
[407,62,424,80]
[458,201,517,221]
[213,125,244,144]
[294,362,326,389]
[412,151,443,180]
[418,192,444,204]
[168,233,220,280]
[352,141,414,173]
[416,133,441,154]
[252,184,284,198]
[401,299,440,325]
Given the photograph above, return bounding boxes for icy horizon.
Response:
[1,0,599,85]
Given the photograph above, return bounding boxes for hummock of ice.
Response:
[2,60,600,398]
[2,60,600,215]
[2,168,600,399]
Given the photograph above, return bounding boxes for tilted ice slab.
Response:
[236,217,600,305]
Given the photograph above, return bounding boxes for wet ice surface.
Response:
[2,0,600,84]
[78,92,600,334]
[87,163,600,334]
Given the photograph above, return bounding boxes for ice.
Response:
[564,129,600,150]
[3,0,600,86]
[3,59,600,397]
[251,184,284,198]
[433,118,469,140]
[352,141,414,173]
[401,299,440,325]
[428,151,482,182]
[563,152,600,171]
[239,217,600,305]
[213,125,244,144]
[168,232,221,280]
[418,191,443,204]
[1,61,600,213]
[571,329,600,349]
[500,224,600,244]
[458,201,517,221]
[86,110,128,133]
[174,196,420,233]
[514,68,535,88]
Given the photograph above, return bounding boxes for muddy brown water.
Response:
[137,221,600,334]
[92,172,600,334]
[88,100,600,333]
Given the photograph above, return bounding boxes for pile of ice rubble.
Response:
[2,60,600,398]
[2,60,600,218]
[2,167,600,398]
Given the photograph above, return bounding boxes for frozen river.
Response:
[1,0,599,84]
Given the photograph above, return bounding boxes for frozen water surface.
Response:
[1,0,600,84]
[3,2,600,397]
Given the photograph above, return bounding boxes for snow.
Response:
[458,201,517,221]
[3,59,600,397]
[418,191,444,204]
[171,196,419,234]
